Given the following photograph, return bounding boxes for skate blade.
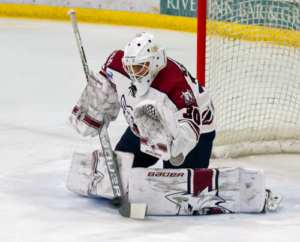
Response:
[269,194,284,211]
[130,203,147,219]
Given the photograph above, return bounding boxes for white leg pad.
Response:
[239,168,265,212]
[67,150,133,199]
[129,167,265,215]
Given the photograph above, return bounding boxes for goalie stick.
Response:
[68,9,89,83]
[67,9,146,219]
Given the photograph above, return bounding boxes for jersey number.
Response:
[183,106,201,125]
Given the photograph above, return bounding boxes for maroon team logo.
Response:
[165,188,229,215]
[180,89,196,106]
[164,169,232,215]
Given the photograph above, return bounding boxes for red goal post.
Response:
[197,0,300,158]
[197,0,207,87]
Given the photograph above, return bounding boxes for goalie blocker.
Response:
[67,149,282,216]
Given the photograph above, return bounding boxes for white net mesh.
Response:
[205,0,300,157]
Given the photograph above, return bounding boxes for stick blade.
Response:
[118,199,130,217]
[130,203,147,219]
[117,194,147,219]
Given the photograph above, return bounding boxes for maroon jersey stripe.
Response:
[100,50,129,78]
[179,120,199,141]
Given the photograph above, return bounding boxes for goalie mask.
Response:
[122,32,167,96]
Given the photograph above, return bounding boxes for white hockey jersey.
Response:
[99,50,216,156]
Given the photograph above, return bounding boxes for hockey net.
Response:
[197,0,300,158]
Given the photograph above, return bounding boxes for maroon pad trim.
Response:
[83,115,102,129]
[157,144,168,152]
[72,106,102,129]
[72,106,79,115]
[193,169,214,195]
[140,137,168,153]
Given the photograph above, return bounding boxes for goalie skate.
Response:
[264,189,284,212]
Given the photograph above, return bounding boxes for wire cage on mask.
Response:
[123,60,152,84]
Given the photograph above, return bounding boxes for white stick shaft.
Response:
[68,9,89,82]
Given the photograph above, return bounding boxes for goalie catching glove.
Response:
[133,99,187,166]
[66,71,120,137]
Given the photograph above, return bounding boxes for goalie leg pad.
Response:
[67,150,133,199]
[129,167,265,215]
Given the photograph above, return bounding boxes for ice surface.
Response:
[0,18,299,242]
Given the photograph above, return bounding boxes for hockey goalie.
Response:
[66,32,282,216]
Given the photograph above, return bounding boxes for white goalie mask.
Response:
[122,32,167,96]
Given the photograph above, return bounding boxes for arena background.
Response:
[0,0,197,32]
[1,0,299,46]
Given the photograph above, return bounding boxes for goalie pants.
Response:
[115,127,215,168]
